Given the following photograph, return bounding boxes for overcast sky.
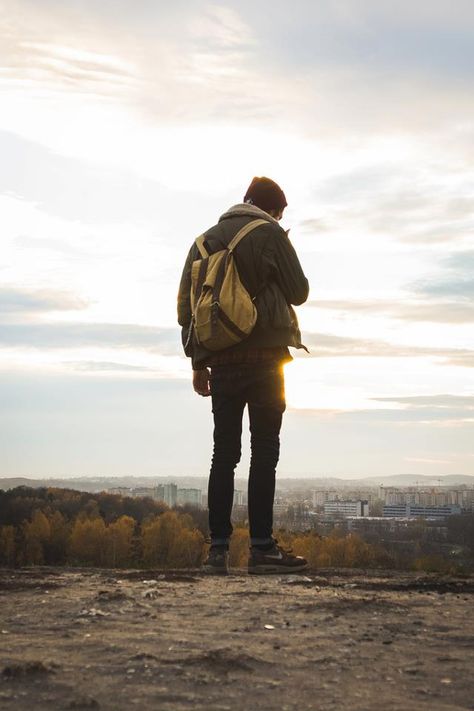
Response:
[1,0,473,480]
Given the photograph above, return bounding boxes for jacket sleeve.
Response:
[177,246,195,356]
[266,227,309,306]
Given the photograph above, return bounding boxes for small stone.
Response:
[264,624,275,630]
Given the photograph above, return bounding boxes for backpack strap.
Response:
[195,234,209,258]
[227,219,269,252]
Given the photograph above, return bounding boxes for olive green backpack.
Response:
[190,218,268,351]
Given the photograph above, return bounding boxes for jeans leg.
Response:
[247,366,285,542]
[208,373,246,543]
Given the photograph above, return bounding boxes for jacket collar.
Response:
[218,203,280,226]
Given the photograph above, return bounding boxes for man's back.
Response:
[177,176,310,576]
[177,202,309,370]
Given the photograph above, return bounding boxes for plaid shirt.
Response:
[206,346,292,368]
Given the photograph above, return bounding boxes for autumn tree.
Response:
[104,516,135,567]
[23,510,51,565]
[0,525,16,566]
[68,517,107,566]
[45,511,70,565]
[142,511,204,568]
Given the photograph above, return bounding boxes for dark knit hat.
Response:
[244,176,287,213]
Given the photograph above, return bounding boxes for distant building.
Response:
[379,486,474,511]
[108,487,132,496]
[109,486,159,499]
[155,483,178,507]
[346,516,448,535]
[323,500,369,518]
[383,503,462,519]
[233,490,244,506]
[130,487,157,499]
[312,490,339,507]
[177,488,202,507]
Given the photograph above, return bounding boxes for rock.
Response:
[78,608,110,617]
[280,576,319,587]
[142,589,162,599]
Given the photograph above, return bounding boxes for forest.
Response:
[0,486,472,572]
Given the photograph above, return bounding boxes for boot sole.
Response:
[248,563,309,575]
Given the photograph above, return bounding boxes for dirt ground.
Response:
[0,567,473,711]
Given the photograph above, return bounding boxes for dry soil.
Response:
[0,567,473,711]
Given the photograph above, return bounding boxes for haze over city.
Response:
[1,0,473,479]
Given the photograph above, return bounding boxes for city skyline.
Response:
[1,1,473,478]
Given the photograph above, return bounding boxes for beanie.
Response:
[243,176,287,213]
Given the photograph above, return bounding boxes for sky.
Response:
[1,0,473,480]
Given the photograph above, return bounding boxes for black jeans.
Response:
[208,363,286,545]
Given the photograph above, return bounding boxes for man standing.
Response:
[177,177,309,574]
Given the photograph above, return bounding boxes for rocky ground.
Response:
[0,567,473,711]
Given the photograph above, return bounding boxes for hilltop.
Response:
[0,567,473,710]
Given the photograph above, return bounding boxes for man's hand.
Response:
[193,368,211,397]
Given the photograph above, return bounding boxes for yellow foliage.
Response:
[47,511,70,558]
[414,555,455,574]
[105,516,135,567]
[142,511,205,568]
[23,510,51,565]
[291,531,379,569]
[68,517,107,566]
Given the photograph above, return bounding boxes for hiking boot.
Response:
[248,541,308,575]
[202,547,229,575]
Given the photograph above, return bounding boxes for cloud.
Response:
[303,331,474,365]
[303,407,474,424]
[67,361,155,373]
[302,174,474,245]
[413,250,474,299]
[0,287,88,316]
[405,457,453,464]
[3,0,474,141]
[0,131,183,225]
[0,321,181,354]
[358,392,474,424]
[306,298,474,323]
[2,369,473,478]
[416,280,474,301]
[372,394,474,407]
[285,404,474,424]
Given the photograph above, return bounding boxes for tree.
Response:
[142,511,205,568]
[23,510,51,565]
[68,517,107,566]
[0,526,16,566]
[45,511,70,565]
[105,516,135,567]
